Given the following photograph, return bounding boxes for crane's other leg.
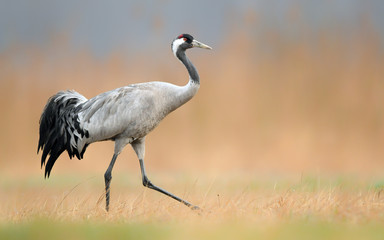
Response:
[104,153,118,211]
[131,138,199,210]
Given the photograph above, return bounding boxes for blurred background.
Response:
[0,0,383,179]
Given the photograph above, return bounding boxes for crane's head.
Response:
[171,34,212,57]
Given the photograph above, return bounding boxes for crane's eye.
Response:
[183,38,187,41]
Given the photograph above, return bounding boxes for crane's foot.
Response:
[190,205,200,211]
[182,200,201,211]
[190,205,203,216]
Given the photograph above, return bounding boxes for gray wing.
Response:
[78,81,189,143]
[78,83,170,143]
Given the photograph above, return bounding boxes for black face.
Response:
[177,33,194,44]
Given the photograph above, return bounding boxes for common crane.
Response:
[37,34,211,211]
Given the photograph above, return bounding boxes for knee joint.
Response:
[142,177,152,188]
[104,172,112,182]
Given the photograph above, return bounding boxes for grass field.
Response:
[1,173,383,239]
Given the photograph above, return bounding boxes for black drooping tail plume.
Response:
[38,90,89,178]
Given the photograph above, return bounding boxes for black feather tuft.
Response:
[38,91,88,178]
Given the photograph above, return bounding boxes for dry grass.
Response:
[1,173,384,239]
[1,174,383,223]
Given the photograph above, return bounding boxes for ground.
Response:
[1,172,383,240]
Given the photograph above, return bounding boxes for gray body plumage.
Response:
[80,81,199,153]
[38,34,211,210]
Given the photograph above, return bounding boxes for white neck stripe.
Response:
[172,38,185,57]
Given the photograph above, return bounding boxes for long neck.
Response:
[176,49,200,85]
[165,49,200,112]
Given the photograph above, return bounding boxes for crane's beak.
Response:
[192,39,212,50]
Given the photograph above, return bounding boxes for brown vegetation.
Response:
[0,27,383,177]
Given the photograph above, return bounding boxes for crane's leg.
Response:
[131,138,199,210]
[139,158,199,209]
[104,153,118,211]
